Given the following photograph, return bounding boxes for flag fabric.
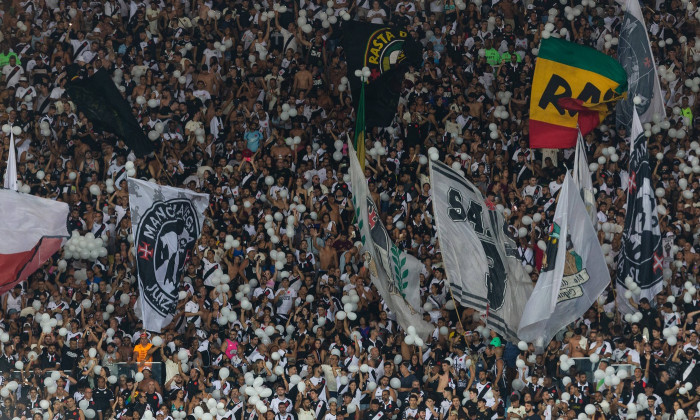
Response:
[615,109,663,313]
[616,0,665,128]
[518,173,610,348]
[342,22,422,128]
[429,160,534,343]
[66,64,154,157]
[529,37,628,149]
[4,131,17,191]
[354,82,367,171]
[348,139,433,339]
[573,130,597,226]
[0,190,69,294]
[128,178,209,332]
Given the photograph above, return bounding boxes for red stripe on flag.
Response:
[557,98,604,136]
[0,237,63,294]
[528,120,578,149]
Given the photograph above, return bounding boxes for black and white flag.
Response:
[128,178,209,332]
[430,161,533,342]
[615,109,663,313]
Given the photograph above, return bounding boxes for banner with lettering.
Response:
[519,173,610,348]
[430,160,534,343]
[529,38,628,148]
[128,178,209,332]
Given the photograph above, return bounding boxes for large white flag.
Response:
[429,160,533,343]
[616,0,665,127]
[518,173,611,347]
[573,130,597,226]
[0,190,69,294]
[4,131,17,191]
[128,178,209,332]
[348,140,433,339]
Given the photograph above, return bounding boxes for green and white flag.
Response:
[348,139,433,339]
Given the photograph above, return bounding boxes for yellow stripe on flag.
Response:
[530,58,625,129]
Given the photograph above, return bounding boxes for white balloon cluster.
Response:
[662,325,680,346]
[63,232,108,261]
[602,33,619,50]
[622,276,643,301]
[224,235,241,251]
[280,103,299,121]
[493,105,509,120]
[559,354,575,371]
[403,325,426,347]
[683,281,697,304]
[368,142,387,159]
[1,124,22,136]
[241,373,275,413]
[495,91,512,106]
[337,289,360,321]
[284,135,302,147]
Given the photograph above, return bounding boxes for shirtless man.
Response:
[270,134,292,161]
[318,237,338,270]
[293,63,313,95]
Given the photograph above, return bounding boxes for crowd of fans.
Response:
[0,0,699,419]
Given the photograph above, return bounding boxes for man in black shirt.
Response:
[364,399,385,420]
[60,337,80,371]
[93,376,115,420]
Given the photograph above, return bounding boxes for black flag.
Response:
[615,109,663,313]
[342,22,421,128]
[66,65,154,157]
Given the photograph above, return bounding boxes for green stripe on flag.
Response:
[354,82,366,171]
[538,38,628,93]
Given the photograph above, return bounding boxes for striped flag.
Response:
[529,38,627,148]
[0,190,69,294]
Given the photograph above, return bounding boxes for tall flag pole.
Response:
[615,108,663,313]
[572,129,597,226]
[354,71,367,171]
[616,0,666,129]
[3,125,18,191]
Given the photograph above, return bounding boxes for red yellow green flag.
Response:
[529,38,627,149]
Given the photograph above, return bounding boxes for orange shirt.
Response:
[134,343,153,363]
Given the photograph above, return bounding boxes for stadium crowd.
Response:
[0,0,699,419]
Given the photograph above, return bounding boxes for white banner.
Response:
[348,140,433,339]
[518,173,611,348]
[573,130,597,226]
[128,178,209,332]
[429,160,533,343]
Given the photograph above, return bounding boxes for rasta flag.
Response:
[342,22,422,128]
[529,38,628,149]
[66,64,154,157]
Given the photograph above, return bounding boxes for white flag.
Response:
[518,173,611,348]
[128,178,209,332]
[429,160,533,343]
[573,130,597,226]
[616,0,665,127]
[4,131,17,191]
[0,190,68,294]
[348,140,433,339]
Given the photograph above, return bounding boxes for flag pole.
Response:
[354,69,368,171]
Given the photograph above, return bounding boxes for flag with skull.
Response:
[128,178,209,332]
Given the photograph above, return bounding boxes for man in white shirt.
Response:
[3,56,24,87]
